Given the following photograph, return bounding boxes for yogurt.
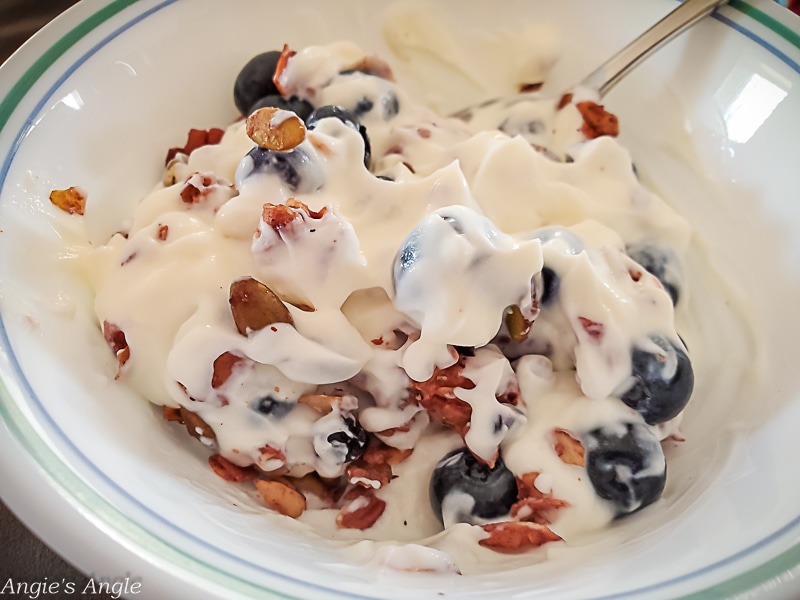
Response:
[81,40,694,572]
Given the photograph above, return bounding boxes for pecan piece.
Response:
[479,521,562,553]
[102,321,129,377]
[362,437,413,466]
[208,454,259,482]
[577,316,604,341]
[576,101,619,139]
[246,106,306,152]
[553,428,585,467]
[165,127,225,165]
[180,406,216,442]
[49,186,86,215]
[410,355,474,439]
[229,276,293,335]
[273,44,296,97]
[346,459,393,489]
[211,351,244,389]
[336,490,386,530]
[255,478,306,518]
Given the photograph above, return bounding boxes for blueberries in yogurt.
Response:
[584,422,666,517]
[236,145,323,193]
[234,50,283,116]
[252,395,294,419]
[626,242,682,306]
[619,334,694,425]
[249,94,314,121]
[306,105,371,168]
[429,448,518,526]
[352,91,399,120]
[313,411,367,469]
[539,266,559,305]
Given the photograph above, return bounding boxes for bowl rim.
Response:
[1,0,799,598]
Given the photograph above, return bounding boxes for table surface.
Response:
[1,0,799,597]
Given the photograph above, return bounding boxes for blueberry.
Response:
[307,105,360,130]
[584,422,666,516]
[393,227,423,282]
[306,105,371,168]
[234,51,282,116]
[252,396,294,419]
[429,448,518,526]
[540,266,559,305]
[626,243,681,306]
[313,412,367,468]
[620,334,694,425]
[237,145,323,193]
[352,92,398,120]
[249,94,314,121]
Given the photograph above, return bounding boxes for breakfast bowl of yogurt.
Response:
[1,0,799,598]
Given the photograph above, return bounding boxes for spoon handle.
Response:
[581,0,729,97]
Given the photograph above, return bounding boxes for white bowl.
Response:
[1,0,800,598]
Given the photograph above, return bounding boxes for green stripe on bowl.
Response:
[731,0,800,49]
[0,0,139,133]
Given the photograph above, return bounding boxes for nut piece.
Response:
[246,106,306,152]
[255,478,306,518]
[576,101,619,139]
[336,490,386,530]
[208,454,259,482]
[479,521,562,553]
[346,459,393,489]
[49,186,86,215]
[504,305,532,343]
[552,428,586,466]
[229,276,293,335]
[102,321,129,377]
[211,351,244,389]
[165,127,225,165]
[180,407,216,442]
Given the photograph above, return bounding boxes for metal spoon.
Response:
[452,0,729,120]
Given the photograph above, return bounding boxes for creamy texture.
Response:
[80,39,693,572]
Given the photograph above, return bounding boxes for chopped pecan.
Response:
[519,82,543,93]
[410,355,474,439]
[229,276,293,335]
[102,321,129,377]
[162,406,183,422]
[49,186,86,215]
[211,351,244,389]
[156,224,169,241]
[556,92,573,110]
[479,521,562,553]
[179,172,232,205]
[511,496,570,524]
[246,106,306,152]
[362,436,413,466]
[291,472,347,504]
[553,428,585,467]
[577,316,604,341]
[336,490,386,530]
[208,454,259,482]
[180,407,216,442]
[576,101,619,139]
[346,459,393,489]
[273,44,296,97]
[347,55,395,81]
[255,478,306,518]
[165,127,225,165]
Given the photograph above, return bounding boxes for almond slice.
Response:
[246,106,306,152]
[553,428,585,466]
[479,521,562,553]
[229,277,293,335]
[208,454,259,482]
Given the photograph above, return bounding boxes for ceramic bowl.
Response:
[1,0,799,598]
